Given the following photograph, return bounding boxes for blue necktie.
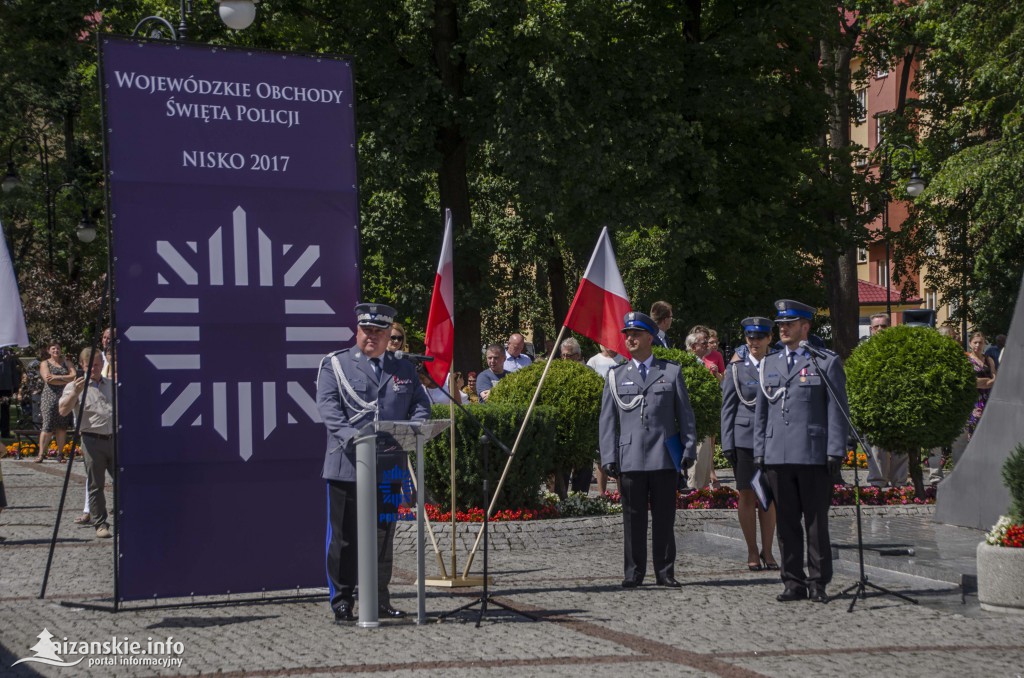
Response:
[370,358,381,380]
[639,362,648,381]
[788,352,796,370]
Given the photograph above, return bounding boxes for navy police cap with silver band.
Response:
[354,302,397,329]
[773,299,815,323]
[621,311,658,336]
[741,316,773,335]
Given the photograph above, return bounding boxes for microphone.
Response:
[798,340,829,360]
[394,350,435,363]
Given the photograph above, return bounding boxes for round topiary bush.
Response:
[423,403,555,511]
[488,359,604,485]
[651,346,722,440]
[845,325,976,496]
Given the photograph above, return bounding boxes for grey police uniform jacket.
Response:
[720,357,763,451]
[316,349,431,482]
[753,349,849,464]
[599,359,698,472]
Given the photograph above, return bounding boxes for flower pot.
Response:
[976,541,1024,613]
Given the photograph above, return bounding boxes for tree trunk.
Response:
[432,0,482,376]
[907,448,925,500]
[547,235,569,328]
[820,26,860,359]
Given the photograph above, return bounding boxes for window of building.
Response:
[875,115,887,146]
[877,261,889,289]
[877,51,889,78]
[857,247,868,264]
[855,88,867,123]
[926,289,938,309]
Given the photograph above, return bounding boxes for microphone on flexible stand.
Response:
[393,350,435,363]
[798,340,830,360]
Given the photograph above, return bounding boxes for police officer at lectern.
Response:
[600,311,697,588]
[316,303,430,623]
[754,300,849,603]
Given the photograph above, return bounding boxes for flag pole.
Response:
[461,324,568,578]
[406,456,448,577]
[449,371,457,576]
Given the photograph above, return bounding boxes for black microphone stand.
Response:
[407,360,535,624]
[805,352,918,612]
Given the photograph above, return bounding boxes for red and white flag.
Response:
[423,209,455,385]
[564,226,631,357]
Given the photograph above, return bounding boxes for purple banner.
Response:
[100,37,360,601]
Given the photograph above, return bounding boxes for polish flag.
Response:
[564,227,631,358]
[423,209,454,385]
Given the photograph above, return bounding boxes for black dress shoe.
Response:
[656,577,682,588]
[621,577,643,588]
[776,588,808,602]
[378,603,408,618]
[808,587,829,603]
[333,602,354,622]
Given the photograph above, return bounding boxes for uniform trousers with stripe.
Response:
[325,480,396,611]
[765,464,832,590]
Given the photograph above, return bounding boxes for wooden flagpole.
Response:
[461,324,568,578]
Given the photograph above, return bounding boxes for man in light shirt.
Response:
[504,332,533,372]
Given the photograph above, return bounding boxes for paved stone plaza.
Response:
[2,458,1023,677]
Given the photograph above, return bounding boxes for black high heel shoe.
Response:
[760,552,780,570]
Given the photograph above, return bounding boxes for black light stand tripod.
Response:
[410,362,535,626]
[805,351,918,612]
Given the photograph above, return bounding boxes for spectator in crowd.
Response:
[706,329,725,374]
[863,313,907,488]
[387,323,407,353]
[685,329,719,490]
[36,342,76,463]
[22,344,47,427]
[100,327,114,378]
[58,348,113,539]
[0,347,22,438]
[721,316,779,571]
[985,333,1006,371]
[587,345,626,378]
[927,326,964,485]
[688,326,724,382]
[462,372,479,403]
[504,333,533,373]
[650,301,674,348]
[559,338,585,363]
[476,344,506,402]
[966,331,997,439]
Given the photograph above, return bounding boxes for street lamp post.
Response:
[878,144,926,319]
[133,0,260,40]
[3,134,56,268]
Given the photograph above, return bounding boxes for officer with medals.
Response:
[721,316,779,572]
[599,311,697,588]
[753,300,849,603]
[316,303,431,622]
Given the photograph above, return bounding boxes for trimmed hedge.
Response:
[488,359,604,475]
[845,325,975,495]
[1003,443,1024,523]
[651,347,722,440]
[423,403,554,511]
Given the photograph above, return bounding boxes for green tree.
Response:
[845,326,975,496]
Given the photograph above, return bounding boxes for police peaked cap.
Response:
[773,299,815,323]
[354,302,397,328]
[621,311,658,336]
[741,316,773,334]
